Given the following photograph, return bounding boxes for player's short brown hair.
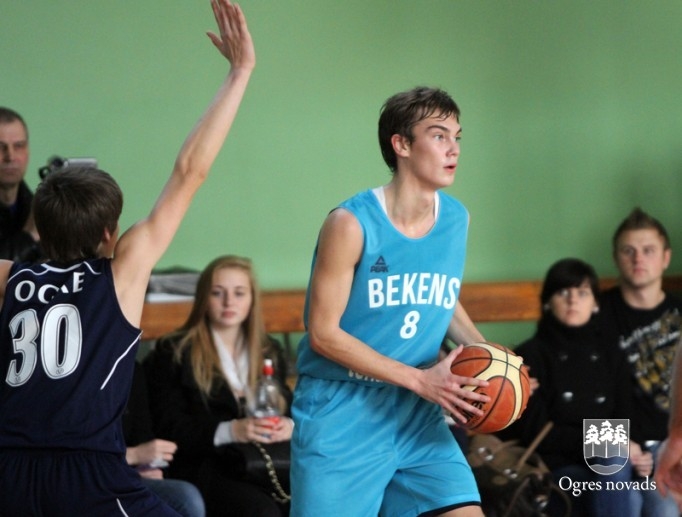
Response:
[378,86,460,173]
[33,167,123,263]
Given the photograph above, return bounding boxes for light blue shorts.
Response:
[291,376,480,517]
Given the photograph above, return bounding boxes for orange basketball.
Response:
[450,342,530,434]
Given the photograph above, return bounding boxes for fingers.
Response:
[206,0,255,69]
[451,373,489,389]
[154,439,177,458]
[210,0,241,43]
[240,417,280,442]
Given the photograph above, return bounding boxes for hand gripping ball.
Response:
[450,342,530,434]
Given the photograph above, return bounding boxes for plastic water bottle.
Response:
[250,358,283,423]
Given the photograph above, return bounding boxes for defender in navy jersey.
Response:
[291,87,490,517]
[0,1,254,515]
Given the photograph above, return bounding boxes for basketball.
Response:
[450,342,530,434]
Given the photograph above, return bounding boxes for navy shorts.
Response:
[0,449,180,516]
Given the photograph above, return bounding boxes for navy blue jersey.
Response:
[0,259,142,453]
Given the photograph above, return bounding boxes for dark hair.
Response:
[33,167,123,262]
[0,107,28,139]
[378,86,460,173]
[540,258,599,306]
[612,207,670,251]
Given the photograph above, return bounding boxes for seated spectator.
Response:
[144,255,293,517]
[498,258,638,517]
[599,207,681,517]
[123,362,206,517]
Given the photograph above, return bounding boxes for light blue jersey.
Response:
[296,188,469,384]
[291,188,479,517]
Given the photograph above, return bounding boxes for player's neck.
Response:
[619,280,665,310]
[382,181,436,238]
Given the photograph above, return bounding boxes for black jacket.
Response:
[0,181,43,262]
[498,313,634,470]
[122,362,156,447]
[143,332,292,483]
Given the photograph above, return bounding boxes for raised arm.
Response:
[113,0,255,323]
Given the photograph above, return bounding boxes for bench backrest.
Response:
[141,275,682,340]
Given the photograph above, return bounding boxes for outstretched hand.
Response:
[207,0,255,71]
[416,344,490,425]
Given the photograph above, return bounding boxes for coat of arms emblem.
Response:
[583,419,629,475]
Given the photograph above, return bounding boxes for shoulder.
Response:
[597,286,623,310]
[318,207,364,251]
[149,331,189,365]
[18,181,34,200]
[514,336,546,368]
[438,191,467,213]
[155,331,186,351]
[514,337,540,356]
[338,189,375,210]
[664,291,682,311]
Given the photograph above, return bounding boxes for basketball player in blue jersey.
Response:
[291,87,489,517]
[0,1,254,515]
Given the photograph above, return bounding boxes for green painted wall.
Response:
[3,0,681,346]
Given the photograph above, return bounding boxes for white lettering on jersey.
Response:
[347,369,382,383]
[367,274,460,309]
[13,272,86,304]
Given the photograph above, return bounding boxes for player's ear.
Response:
[391,133,410,158]
[101,227,114,245]
[663,248,672,270]
[96,226,118,258]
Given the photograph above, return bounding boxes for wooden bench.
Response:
[140,275,682,341]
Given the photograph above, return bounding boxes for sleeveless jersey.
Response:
[0,259,142,453]
[296,189,469,385]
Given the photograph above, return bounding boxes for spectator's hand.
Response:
[138,468,165,480]
[415,345,490,425]
[629,441,653,478]
[231,416,292,443]
[517,363,539,394]
[207,0,255,71]
[529,377,540,394]
[125,439,177,468]
[262,416,293,443]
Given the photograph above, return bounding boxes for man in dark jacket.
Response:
[0,107,42,262]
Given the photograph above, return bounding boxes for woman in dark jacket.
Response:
[499,258,640,517]
[144,255,293,517]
